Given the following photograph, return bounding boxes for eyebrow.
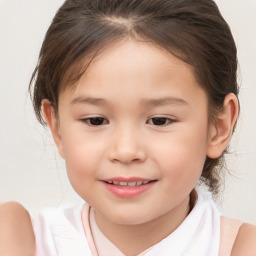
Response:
[71,97,107,106]
[71,96,188,107]
[141,97,188,107]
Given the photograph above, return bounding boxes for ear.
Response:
[206,93,239,159]
[42,99,65,159]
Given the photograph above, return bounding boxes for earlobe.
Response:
[42,99,65,158]
[207,93,239,159]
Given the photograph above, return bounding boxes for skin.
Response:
[0,202,35,256]
[41,39,246,255]
[231,223,256,255]
[219,216,256,256]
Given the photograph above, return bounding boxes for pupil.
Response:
[91,117,104,125]
[153,118,166,125]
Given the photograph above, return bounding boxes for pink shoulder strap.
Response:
[219,216,243,256]
[81,204,99,256]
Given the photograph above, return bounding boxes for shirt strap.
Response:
[81,204,99,256]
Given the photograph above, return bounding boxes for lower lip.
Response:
[103,181,156,198]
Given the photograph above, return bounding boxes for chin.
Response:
[106,210,156,226]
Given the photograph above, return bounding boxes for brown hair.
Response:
[29,0,239,196]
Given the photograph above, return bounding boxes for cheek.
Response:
[61,131,105,188]
[152,126,208,184]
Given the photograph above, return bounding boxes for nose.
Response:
[108,126,147,165]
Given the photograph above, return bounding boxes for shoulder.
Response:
[0,201,35,256]
[231,222,256,256]
[0,201,32,232]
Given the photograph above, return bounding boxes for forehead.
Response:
[61,39,207,107]
[84,39,194,84]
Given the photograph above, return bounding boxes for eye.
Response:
[147,117,174,126]
[82,117,108,126]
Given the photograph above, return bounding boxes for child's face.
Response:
[53,40,213,225]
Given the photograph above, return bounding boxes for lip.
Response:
[101,177,157,198]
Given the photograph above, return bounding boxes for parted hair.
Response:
[29,0,239,196]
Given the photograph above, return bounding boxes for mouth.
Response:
[101,177,157,197]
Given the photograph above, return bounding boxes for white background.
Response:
[0,0,256,224]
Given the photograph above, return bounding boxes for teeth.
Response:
[106,180,151,186]
[128,182,137,187]
[119,181,128,186]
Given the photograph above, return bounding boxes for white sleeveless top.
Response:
[31,189,222,256]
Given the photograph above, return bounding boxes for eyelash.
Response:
[146,117,175,126]
[82,117,109,126]
[81,117,175,127]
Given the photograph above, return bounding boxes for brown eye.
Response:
[147,117,174,126]
[83,117,108,126]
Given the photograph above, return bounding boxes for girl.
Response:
[1,0,256,255]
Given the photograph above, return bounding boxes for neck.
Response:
[94,195,192,256]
